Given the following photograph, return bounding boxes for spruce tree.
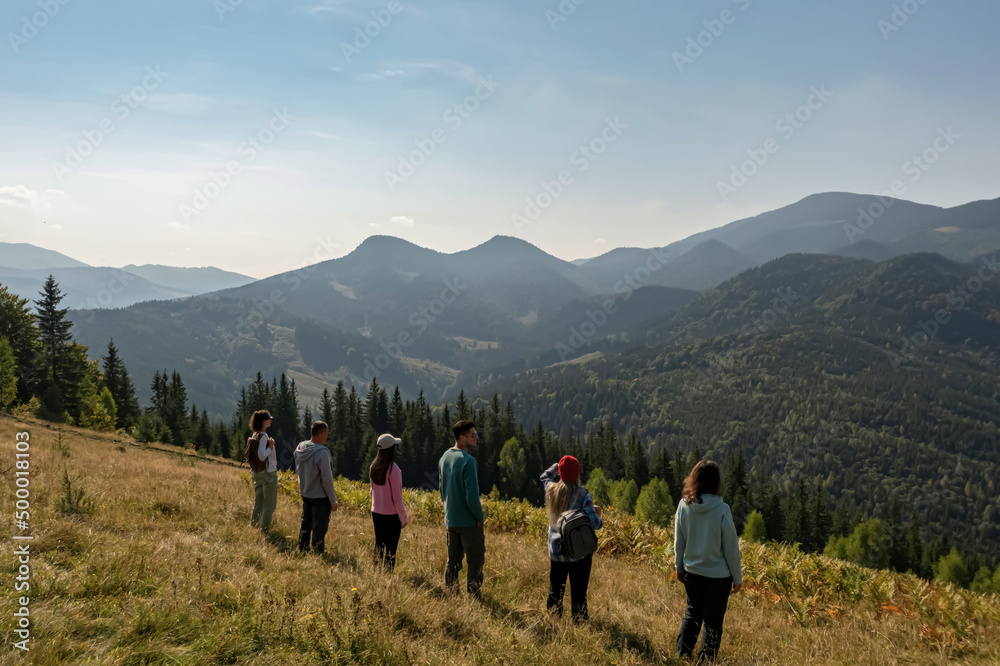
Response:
[0,284,40,403]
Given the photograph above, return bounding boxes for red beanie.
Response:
[558,455,581,483]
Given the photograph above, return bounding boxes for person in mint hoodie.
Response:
[438,420,485,595]
[674,459,742,662]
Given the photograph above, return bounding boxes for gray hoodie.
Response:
[674,494,742,585]
[293,440,338,504]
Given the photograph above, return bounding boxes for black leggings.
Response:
[372,512,402,571]
[547,554,593,621]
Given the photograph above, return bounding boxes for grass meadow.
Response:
[1,414,998,665]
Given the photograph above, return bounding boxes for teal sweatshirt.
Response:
[438,448,484,528]
[674,494,742,585]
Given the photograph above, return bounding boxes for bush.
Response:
[635,478,673,527]
[743,510,767,543]
[586,468,611,507]
[609,479,640,515]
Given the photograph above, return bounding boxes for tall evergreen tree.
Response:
[723,449,751,533]
[0,284,40,403]
[624,432,650,488]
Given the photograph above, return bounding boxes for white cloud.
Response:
[369,222,382,228]
[391,215,415,227]
[167,221,191,231]
[593,238,606,244]
[0,185,38,208]
[357,69,407,82]
[50,224,64,231]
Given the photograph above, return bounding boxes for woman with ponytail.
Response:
[369,433,407,571]
[540,455,603,622]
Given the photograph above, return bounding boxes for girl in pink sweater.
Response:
[369,434,408,571]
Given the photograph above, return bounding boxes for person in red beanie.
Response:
[540,455,603,622]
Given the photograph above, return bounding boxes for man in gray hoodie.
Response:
[294,421,338,554]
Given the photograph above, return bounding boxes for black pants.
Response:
[445,524,485,594]
[298,496,331,553]
[547,554,593,622]
[372,512,402,571]
[676,573,733,661]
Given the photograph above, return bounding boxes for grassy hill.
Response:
[1,415,998,664]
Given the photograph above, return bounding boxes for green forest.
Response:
[2,270,999,599]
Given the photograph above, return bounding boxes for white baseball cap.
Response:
[377,433,401,449]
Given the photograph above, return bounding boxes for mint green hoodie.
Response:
[674,494,742,585]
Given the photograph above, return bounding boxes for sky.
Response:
[1,0,998,279]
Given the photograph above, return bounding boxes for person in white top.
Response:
[249,410,278,532]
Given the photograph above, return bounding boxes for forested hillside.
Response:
[466,253,1000,563]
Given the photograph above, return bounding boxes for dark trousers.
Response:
[676,573,733,661]
[547,554,593,622]
[298,496,331,553]
[445,524,485,594]
[372,512,402,571]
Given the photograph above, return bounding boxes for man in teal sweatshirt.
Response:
[439,420,485,594]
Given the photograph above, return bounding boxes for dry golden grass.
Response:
[0,414,997,665]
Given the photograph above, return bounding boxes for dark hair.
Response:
[369,445,396,486]
[311,421,329,437]
[683,460,722,505]
[452,420,476,441]
[250,410,272,432]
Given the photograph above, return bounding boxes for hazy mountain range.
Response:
[0,242,254,308]
[4,191,998,417]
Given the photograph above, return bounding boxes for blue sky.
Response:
[1,0,998,278]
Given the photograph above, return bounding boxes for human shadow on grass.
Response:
[474,591,561,639]
[590,618,665,663]
[402,571,450,600]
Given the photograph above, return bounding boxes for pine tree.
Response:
[455,389,470,420]
[0,284,40,403]
[624,432,650,488]
[784,479,810,547]
[34,275,73,386]
[320,388,334,427]
[809,483,832,553]
[0,337,18,409]
[723,449,750,533]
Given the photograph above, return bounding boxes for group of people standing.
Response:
[246,411,742,661]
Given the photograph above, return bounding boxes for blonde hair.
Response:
[546,479,580,524]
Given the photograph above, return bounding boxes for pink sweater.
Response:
[370,463,407,525]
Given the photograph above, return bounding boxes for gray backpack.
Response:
[555,487,598,559]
